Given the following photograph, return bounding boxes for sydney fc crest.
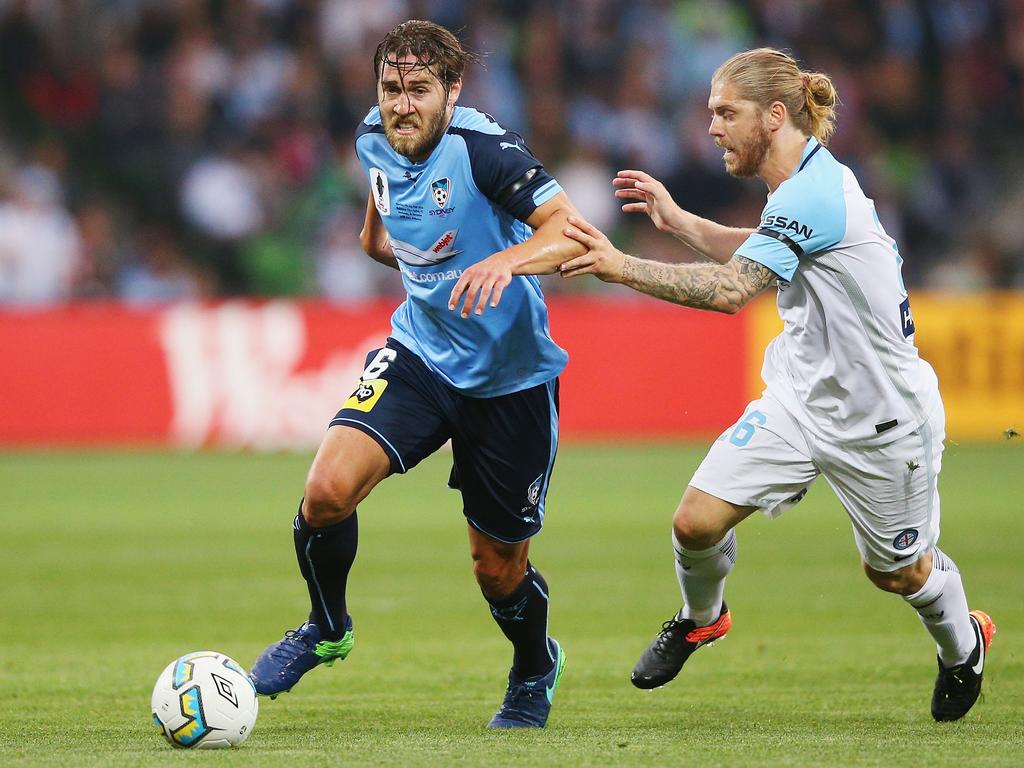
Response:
[430,177,452,208]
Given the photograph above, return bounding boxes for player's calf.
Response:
[862,554,932,595]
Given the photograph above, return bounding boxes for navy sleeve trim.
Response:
[355,122,385,142]
[453,126,555,222]
[755,227,805,257]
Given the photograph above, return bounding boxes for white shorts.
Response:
[690,394,944,572]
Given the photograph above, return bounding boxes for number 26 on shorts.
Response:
[725,410,767,447]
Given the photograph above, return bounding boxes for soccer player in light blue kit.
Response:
[250,20,583,728]
[560,48,995,721]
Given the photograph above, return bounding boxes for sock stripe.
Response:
[674,532,737,564]
[718,531,737,563]
[932,547,959,574]
[674,532,735,626]
[486,564,553,677]
[304,537,336,634]
[903,549,975,667]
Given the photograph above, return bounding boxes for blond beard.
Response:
[724,120,771,178]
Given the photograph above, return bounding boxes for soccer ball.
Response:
[151,651,258,749]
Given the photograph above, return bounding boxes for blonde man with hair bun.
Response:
[560,47,995,722]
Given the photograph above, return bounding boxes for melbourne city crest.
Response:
[430,177,451,208]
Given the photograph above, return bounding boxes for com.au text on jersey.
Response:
[399,264,465,283]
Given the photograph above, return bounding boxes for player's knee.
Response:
[863,556,930,595]
[302,470,357,527]
[472,553,522,600]
[673,500,725,550]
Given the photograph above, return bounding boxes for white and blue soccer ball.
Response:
[151,651,258,749]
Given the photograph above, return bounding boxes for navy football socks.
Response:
[486,563,554,679]
[293,506,358,641]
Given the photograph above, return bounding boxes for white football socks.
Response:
[903,548,977,667]
[673,529,736,626]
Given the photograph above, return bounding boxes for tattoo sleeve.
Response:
[619,255,778,313]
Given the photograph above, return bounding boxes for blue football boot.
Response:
[487,638,566,728]
[250,618,354,698]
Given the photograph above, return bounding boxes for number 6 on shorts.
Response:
[362,348,397,379]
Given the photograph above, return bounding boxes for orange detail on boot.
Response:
[685,609,733,644]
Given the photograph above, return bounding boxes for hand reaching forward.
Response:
[559,216,626,282]
[448,253,513,318]
[614,170,682,233]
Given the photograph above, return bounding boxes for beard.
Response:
[721,120,771,178]
[382,104,449,162]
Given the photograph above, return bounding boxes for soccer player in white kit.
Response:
[559,48,995,721]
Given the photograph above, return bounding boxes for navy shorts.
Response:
[330,339,560,543]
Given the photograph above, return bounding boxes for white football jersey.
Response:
[735,137,940,445]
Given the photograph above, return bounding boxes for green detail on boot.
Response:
[314,629,354,667]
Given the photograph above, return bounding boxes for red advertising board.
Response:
[2,304,173,444]
[549,297,747,439]
[0,299,750,448]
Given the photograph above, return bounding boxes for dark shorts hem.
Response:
[465,514,542,544]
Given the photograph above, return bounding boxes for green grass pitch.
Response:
[1,443,1021,766]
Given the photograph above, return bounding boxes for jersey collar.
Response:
[794,136,822,176]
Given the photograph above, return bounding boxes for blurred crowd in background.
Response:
[1,0,1023,306]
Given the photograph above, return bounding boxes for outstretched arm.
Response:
[560,216,776,314]
[448,191,585,318]
[613,170,751,264]
[616,252,777,313]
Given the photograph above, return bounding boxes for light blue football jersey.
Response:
[355,106,568,397]
[735,137,940,445]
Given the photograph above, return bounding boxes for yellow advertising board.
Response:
[744,292,1024,442]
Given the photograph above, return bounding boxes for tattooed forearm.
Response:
[688,252,718,265]
[619,255,777,313]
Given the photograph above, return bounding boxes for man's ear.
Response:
[766,100,787,131]
[447,79,463,106]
